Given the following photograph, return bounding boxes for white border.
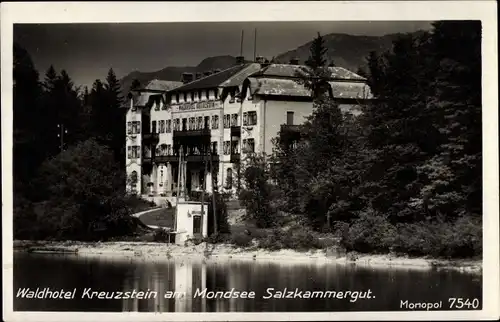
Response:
[1,1,498,321]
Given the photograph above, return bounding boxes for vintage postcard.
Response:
[2,1,498,321]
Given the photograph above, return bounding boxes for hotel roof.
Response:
[250,64,367,81]
[244,77,373,100]
[170,63,261,92]
[143,79,183,91]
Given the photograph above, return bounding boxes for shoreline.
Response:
[13,240,482,275]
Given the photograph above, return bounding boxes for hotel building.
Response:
[125,56,372,202]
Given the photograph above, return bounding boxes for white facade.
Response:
[125,65,373,201]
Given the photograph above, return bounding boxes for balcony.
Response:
[280,124,302,133]
[173,128,211,138]
[142,132,159,143]
[155,155,179,163]
[230,153,241,163]
[230,126,241,137]
[185,154,219,163]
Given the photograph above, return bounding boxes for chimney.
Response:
[203,70,212,77]
[236,56,245,65]
[289,57,300,65]
[181,72,194,84]
[195,72,202,80]
[255,56,265,64]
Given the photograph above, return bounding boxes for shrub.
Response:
[341,210,397,253]
[395,216,482,258]
[153,228,170,242]
[204,232,231,244]
[19,139,140,241]
[230,232,253,247]
[257,226,322,251]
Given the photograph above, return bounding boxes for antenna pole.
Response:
[253,28,257,61]
[240,30,244,56]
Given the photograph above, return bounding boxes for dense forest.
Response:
[13,21,483,258]
[13,42,140,240]
[239,21,482,258]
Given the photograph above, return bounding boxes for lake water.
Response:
[13,253,482,312]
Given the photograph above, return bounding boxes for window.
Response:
[247,138,255,153]
[231,114,238,127]
[243,139,255,153]
[223,114,230,128]
[128,145,140,159]
[151,121,157,133]
[212,115,219,129]
[174,119,180,131]
[231,140,239,154]
[189,117,195,130]
[204,116,210,129]
[212,141,218,155]
[130,170,138,192]
[130,171,138,183]
[166,120,172,133]
[159,144,168,156]
[154,101,160,111]
[246,111,257,126]
[197,117,203,130]
[127,122,133,134]
[166,144,172,155]
[160,120,165,133]
[182,118,188,131]
[226,168,233,189]
[223,141,230,155]
[133,121,141,134]
[287,111,294,125]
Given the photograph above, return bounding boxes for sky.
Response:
[14,21,432,88]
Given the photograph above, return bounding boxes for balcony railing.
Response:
[230,153,241,163]
[173,128,211,137]
[230,126,241,137]
[142,132,160,142]
[280,124,302,133]
[148,153,219,163]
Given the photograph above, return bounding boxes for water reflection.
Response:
[13,253,482,312]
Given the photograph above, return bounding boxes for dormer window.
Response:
[176,93,179,103]
[194,91,199,101]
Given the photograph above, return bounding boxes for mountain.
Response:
[120,31,424,92]
[120,56,240,94]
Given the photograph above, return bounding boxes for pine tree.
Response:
[416,21,482,218]
[295,32,331,98]
[105,68,125,168]
[13,43,43,193]
[130,79,141,91]
[305,32,328,69]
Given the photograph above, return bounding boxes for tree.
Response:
[130,79,141,91]
[415,21,482,219]
[27,139,139,240]
[295,32,332,99]
[13,43,43,197]
[238,154,276,228]
[305,32,328,68]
